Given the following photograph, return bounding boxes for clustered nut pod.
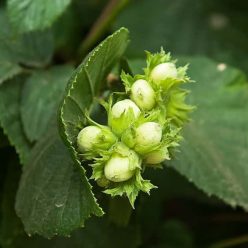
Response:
[76,48,194,206]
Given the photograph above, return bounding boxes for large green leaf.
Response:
[7,0,71,32]
[115,0,248,72]
[21,65,73,142]
[56,28,129,236]
[0,78,31,164]
[1,154,140,248]
[0,9,53,68]
[59,27,129,180]
[167,57,248,210]
[15,128,103,238]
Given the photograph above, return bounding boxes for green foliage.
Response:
[0,10,53,67]
[0,8,54,94]
[14,28,131,238]
[0,78,31,164]
[0,62,22,85]
[59,27,133,206]
[7,0,71,32]
[15,128,103,238]
[1,157,140,248]
[21,65,73,142]
[59,27,129,146]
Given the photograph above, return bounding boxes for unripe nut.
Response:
[136,122,162,147]
[104,154,135,182]
[111,99,140,119]
[77,126,101,152]
[96,176,110,187]
[151,62,177,82]
[131,79,156,110]
[145,147,170,164]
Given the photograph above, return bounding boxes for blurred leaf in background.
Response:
[115,0,248,72]
[0,8,53,85]
[0,9,53,67]
[170,57,248,211]
[7,0,71,32]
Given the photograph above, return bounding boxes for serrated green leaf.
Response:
[0,78,31,164]
[60,27,129,145]
[168,57,248,210]
[7,0,71,32]
[21,65,73,142]
[57,28,129,225]
[15,128,103,238]
[1,157,140,248]
[0,8,53,87]
[0,9,53,68]
[0,154,140,248]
